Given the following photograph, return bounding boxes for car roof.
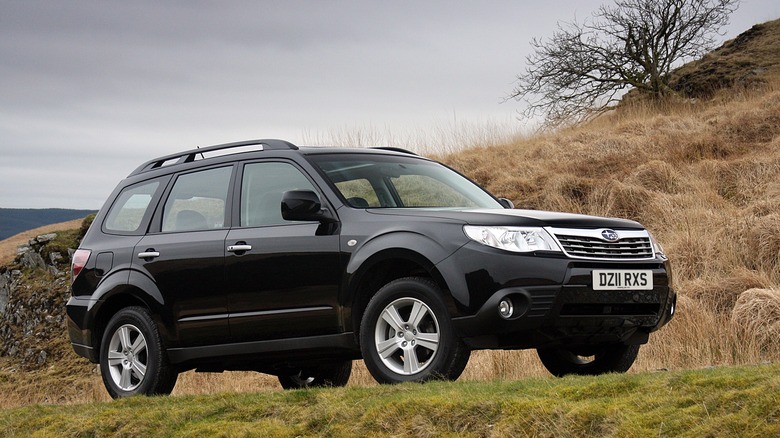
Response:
[127,139,420,177]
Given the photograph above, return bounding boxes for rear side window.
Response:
[104,180,161,233]
[162,166,232,232]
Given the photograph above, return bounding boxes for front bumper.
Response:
[444,243,675,350]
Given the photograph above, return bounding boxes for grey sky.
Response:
[1,0,778,209]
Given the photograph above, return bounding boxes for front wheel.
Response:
[278,360,352,389]
[359,277,469,384]
[537,344,640,377]
[99,306,178,398]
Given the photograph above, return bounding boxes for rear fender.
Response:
[86,268,169,350]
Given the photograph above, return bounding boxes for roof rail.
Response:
[371,146,418,156]
[129,139,299,176]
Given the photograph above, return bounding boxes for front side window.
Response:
[310,154,502,209]
[240,162,318,227]
[104,180,161,233]
[162,166,232,232]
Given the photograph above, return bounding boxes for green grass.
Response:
[2,364,778,437]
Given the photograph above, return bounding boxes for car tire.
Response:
[359,277,466,384]
[99,306,178,398]
[278,360,352,389]
[537,344,640,377]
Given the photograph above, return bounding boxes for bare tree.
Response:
[510,0,740,128]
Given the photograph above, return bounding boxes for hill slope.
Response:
[671,18,780,98]
[0,219,84,265]
[439,19,780,374]
[0,208,97,241]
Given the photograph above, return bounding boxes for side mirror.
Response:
[281,190,335,223]
[498,198,515,209]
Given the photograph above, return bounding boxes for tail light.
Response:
[71,249,91,282]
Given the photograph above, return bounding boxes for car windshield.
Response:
[309,153,503,209]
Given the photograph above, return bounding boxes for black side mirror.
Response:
[498,198,515,209]
[281,190,335,223]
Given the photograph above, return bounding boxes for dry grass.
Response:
[440,77,780,374]
[732,288,780,353]
[3,56,780,409]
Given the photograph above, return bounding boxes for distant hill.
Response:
[0,208,96,240]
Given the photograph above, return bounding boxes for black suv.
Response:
[67,139,675,398]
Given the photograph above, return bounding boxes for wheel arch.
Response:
[89,270,168,359]
[344,245,455,338]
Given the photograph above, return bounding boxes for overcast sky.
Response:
[2,0,778,210]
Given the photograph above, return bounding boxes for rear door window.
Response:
[161,166,233,232]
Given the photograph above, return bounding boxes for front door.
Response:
[225,161,342,343]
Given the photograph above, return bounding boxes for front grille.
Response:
[550,228,654,260]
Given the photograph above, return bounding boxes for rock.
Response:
[20,251,45,270]
[0,273,8,314]
[16,245,31,256]
[49,252,63,264]
[36,233,57,244]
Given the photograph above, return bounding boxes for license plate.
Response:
[592,270,653,290]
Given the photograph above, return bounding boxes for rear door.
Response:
[132,165,234,347]
[225,160,342,343]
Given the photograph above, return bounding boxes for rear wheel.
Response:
[360,277,468,384]
[278,360,352,389]
[99,306,178,398]
[537,344,640,377]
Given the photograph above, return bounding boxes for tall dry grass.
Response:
[443,79,780,372]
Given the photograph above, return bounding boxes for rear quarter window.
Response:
[104,180,161,233]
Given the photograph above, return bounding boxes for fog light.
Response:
[498,298,514,319]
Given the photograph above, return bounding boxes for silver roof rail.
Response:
[129,139,298,176]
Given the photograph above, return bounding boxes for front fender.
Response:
[342,230,467,329]
[345,230,456,276]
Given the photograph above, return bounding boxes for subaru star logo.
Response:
[601,229,619,242]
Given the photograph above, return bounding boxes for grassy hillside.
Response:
[0,208,97,241]
[0,218,84,265]
[440,57,780,374]
[670,18,780,98]
[1,364,778,437]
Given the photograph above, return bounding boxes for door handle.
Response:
[227,244,252,253]
[137,251,160,259]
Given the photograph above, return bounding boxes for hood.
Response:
[366,208,644,229]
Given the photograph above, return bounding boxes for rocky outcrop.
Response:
[0,232,75,370]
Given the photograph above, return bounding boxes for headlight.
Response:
[464,226,561,253]
[649,232,666,258]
